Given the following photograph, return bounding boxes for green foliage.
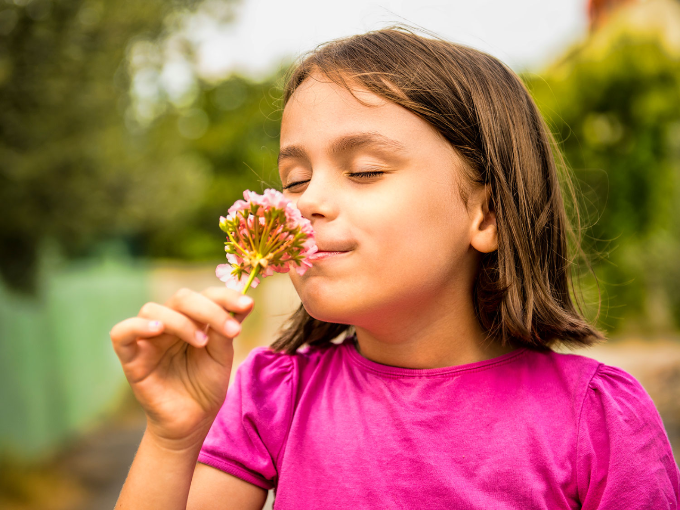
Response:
[0,0,212,293]
[0,0,285,293]
[142,74,284,263]
[526,32,680,333]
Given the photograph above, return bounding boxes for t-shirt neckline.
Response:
[343,334,528,378]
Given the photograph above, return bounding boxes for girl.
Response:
[110,27,680,509]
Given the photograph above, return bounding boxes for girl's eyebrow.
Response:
[278,132,407,166]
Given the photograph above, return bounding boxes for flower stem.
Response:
[268,232,300,258]
[261,224,285,254]
[258,212,275,253]
[242,265,261,295]
[243,222,258,252]
[228,265,260,318]
[253,206,262,251]
[226,231,250,257]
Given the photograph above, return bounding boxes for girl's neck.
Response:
[352,299,517,370]
[353,331,516,371]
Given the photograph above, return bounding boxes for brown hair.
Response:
[270,26,604,355]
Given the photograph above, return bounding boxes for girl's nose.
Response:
[295,173,338,222]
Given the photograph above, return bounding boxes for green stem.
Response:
[242,265,261,295]
[253,207,261,251]
[243,222,258,252]
[228,265,260,318]
[258,212,275,254]
[261,224,284,254]
[226,231,250,257]
[267,232,301,258]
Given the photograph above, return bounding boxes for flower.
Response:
[216,189,318,294]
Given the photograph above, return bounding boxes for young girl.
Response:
[110,27,680,509]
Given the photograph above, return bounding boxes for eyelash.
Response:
[282,171,384,191]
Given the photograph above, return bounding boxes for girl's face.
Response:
[280,74,493,331]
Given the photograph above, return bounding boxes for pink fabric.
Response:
[198,335,680,509]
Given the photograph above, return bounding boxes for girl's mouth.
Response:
[308,251,351,262]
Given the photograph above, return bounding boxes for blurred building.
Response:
[588,0,680,54]
[588,0,634,31]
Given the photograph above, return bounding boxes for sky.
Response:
[191,0,590,80]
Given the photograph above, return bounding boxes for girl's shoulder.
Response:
[200,340,345,489]
[572,355,664,431]
[521,347,646,393]
[543,350,674,458]
[514,348,665,428]
[244,336,345,365]
[237,336,347,387]
[522,349,679,499]
[536,348,650,402]
[566,354,680,504]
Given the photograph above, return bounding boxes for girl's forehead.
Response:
[281,81,447,157]
[283,75,390,122]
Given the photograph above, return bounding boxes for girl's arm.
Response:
[188,463,268,509]
[109,286,259,509]
[114,428,201,509]
[114,428,268,510]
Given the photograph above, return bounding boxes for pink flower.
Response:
[217,189,317,294]
[216,264,260,291]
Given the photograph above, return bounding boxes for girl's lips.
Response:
[309,251,350,262]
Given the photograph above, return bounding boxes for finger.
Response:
[201,287,255,323]
[201,326,237,368]
[110,317,165,363]
[165,288,243,339]
[138,302,219,348]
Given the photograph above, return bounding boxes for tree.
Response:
[141,72,285,262]
[0,0,236,293]
[526,5,680,332]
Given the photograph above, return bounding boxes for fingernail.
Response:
[195,330,208,345]
[149,321,162,331]
[237,296,253,308]
[224,321,241,337]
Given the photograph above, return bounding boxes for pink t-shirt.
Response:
[198,334,680,509]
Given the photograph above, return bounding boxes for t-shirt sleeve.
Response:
[577,363,680,509]
[197,346,295,490]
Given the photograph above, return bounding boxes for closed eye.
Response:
[282,170,385,191]
[347,170,385,181]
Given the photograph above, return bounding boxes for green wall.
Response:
[0,257,150,461]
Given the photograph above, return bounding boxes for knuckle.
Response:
[175,287,193,301]
[109,319,133,346]
[109,323,121,340]
[201,287,221,300]
[138,302,157,318]
[203,287,236,308]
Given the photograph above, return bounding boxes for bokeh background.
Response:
[1,0,679,508]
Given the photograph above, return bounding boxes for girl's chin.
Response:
[302,302,350,324]
[300,295,362,325]
[293,278,374,323]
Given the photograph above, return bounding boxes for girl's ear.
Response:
[469,185,498,253]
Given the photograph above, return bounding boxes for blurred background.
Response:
[1,0,679,507]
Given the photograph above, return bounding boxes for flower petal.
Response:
[216,264,234,282]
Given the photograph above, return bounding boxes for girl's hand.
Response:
[109,287,254,452]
